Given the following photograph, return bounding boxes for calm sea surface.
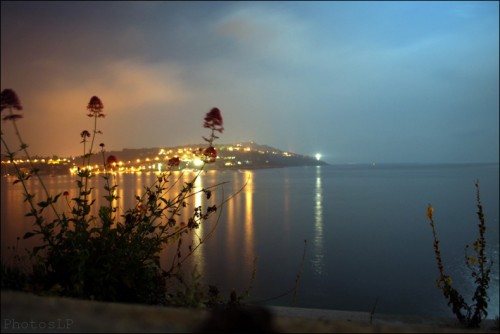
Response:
[1,163,499,318]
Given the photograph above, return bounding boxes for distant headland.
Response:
[1,141,327,176]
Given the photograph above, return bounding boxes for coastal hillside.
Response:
[1,142,327,176]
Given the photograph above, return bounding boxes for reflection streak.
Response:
[191,175,205,276]
[313,166,324,275]
[244,171,254,261]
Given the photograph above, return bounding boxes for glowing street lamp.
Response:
[315,153,322,161]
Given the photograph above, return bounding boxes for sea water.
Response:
[1,163,498,318]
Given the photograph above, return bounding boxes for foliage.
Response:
[1,88,238,306]
[426,181,493,328]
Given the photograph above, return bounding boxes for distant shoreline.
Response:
[2,161,499,178]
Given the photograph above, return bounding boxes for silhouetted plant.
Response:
[1,88,239,305]
[426,181,493,328]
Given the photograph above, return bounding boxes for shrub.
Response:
[1,88,232,305]
[426,181,493,328]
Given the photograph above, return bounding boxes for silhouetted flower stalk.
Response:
[1,88,23,112]
[80,130,90,161]
[426,181,493,328]
[85,96,104,166]
[202,107,223,164]
[75,96,105,224]
[99,144,119,230]
[145,108,226,273]
[464,181,492,326]
[1,89,62,223]
[0,135,42,228]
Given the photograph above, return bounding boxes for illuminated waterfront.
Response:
[0,142,324,176]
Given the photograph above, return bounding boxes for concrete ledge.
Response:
[2,290,498,333]
[268,305,498,333]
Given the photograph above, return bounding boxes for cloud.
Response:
[31,60,188,115]
[213,6,311,67]
[1,59,192,156]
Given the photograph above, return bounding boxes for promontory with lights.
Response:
[1,142,327,176]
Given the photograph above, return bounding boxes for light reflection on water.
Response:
[1,164,499,319]
[313,166,324,275]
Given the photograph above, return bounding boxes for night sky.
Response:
[1,1,498,164]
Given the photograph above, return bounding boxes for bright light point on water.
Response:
[315,153,322,161]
